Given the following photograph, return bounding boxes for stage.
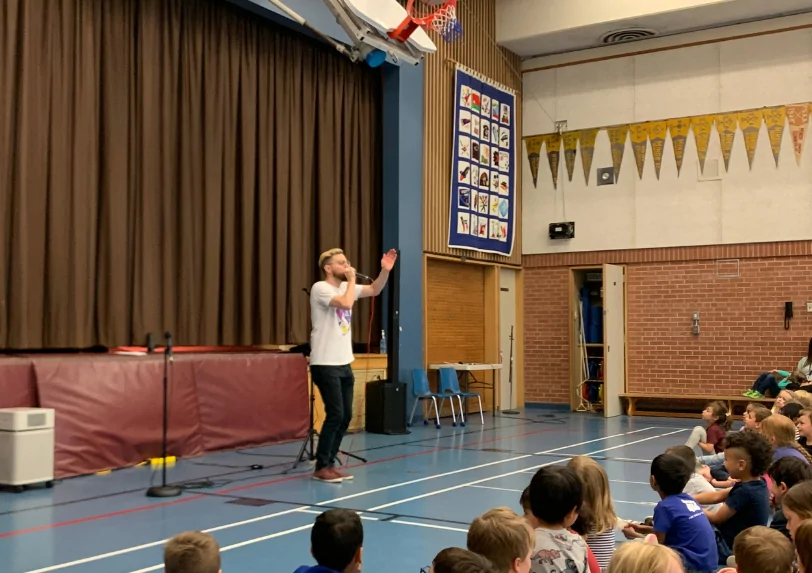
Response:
[0,350,309,479]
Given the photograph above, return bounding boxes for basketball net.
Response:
[389,0,462,43]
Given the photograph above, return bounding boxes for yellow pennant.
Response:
[691,115,714,174]
[762,106,786,167]
[562,131,579,183]
[716,113,738,172]
[668,118,691,176]
[546,133,562,190]
[629,123,649,180]
[524,135,545,188]
[579,129,599,185]
[607,125,629,182]
[738,110,763,170]
[646,121,667,180]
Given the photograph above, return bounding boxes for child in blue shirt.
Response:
[623,453,718,573]
[692,430,772,564]
[294,509,363,573]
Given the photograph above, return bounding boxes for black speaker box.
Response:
[365,380,408,435]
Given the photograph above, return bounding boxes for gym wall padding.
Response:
[0,352,308,478]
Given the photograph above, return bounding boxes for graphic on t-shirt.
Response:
[336,308,352,335]
[681,498,701,513]
[535,549,561,567]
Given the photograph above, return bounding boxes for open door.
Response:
[602,263,626,418]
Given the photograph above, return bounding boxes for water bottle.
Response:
[380,330,387,354]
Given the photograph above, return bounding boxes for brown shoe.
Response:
[332,467,353,481]
[312,468,342,483]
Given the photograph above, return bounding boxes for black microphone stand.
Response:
[146,332,182,497]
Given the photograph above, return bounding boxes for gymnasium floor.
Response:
[0,409,696,573]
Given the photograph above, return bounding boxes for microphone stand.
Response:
[502,326,520,415]
[146,332,182,497]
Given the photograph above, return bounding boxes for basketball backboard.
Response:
[343,0,437,54]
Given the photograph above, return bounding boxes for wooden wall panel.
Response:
[426,257,496,413]
[426,259,485,363]
[422,0,523,266]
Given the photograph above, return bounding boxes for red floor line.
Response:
[0,425,557,538]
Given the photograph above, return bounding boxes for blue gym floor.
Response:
[0,410,696,573]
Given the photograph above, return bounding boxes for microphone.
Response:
[164,331,173,361]
[354,272,373,282]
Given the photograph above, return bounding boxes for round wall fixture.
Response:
[600,28,657,44]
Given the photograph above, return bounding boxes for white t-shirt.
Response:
[684,473,721,512]
[309,281,362,366]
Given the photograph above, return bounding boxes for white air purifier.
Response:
[0,408,55,491]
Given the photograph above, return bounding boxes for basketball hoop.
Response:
[389,0,462,44]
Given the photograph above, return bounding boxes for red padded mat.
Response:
[194,353,309,451]
[34,355,203,478]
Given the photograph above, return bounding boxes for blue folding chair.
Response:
[409,368,445,429]
[438,367,484,425]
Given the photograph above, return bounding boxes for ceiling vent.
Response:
[600,28,657,44]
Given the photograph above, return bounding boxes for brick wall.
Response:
[524,267,570,404]
[523,241,812,405]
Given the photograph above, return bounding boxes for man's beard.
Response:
[332,270,346,280]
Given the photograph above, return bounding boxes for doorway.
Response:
[570,264,626,417]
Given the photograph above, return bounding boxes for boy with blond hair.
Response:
[468,507,534,573]
[717,525,794,573]
[164,531,221,573]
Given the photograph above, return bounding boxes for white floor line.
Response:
[390,520,469,533]
[467,485,658,506]
[24,427,668,573]
[297,508,379,521]
[469,485,522,493]
[611,480,649,485]
[366,429,686,512]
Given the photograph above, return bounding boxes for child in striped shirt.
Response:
[567,456,617,571]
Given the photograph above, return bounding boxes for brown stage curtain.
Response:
[0,0,382,348]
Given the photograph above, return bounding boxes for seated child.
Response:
[772,389,798,414]
[164,531,221,573]
[760,414,812,464]
[526,466,589,573]
[745,404,772,432]
[796,408,812,455]
[716,525,794,573]
[692,431,773,563]
[685,401,731,456]
[430,548,499,573]
[467,507,534,573]
[520,487,600,573]
[698,406,772,488]
[795,391,812,408]
[567,456,618,570]
[623,453,717,573]
[664,446,720,512]
[766,457,812,538]
[294,509,363,573]
[780,480,812,540]
[794,520,812,573]
[607,543,685,573]
[778,402,803,440]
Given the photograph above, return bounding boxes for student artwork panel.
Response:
[448,67,516,255]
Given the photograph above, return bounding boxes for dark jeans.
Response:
[752,372,780,397]
[311,364,354,471]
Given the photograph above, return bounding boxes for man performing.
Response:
[309,247,397,482]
